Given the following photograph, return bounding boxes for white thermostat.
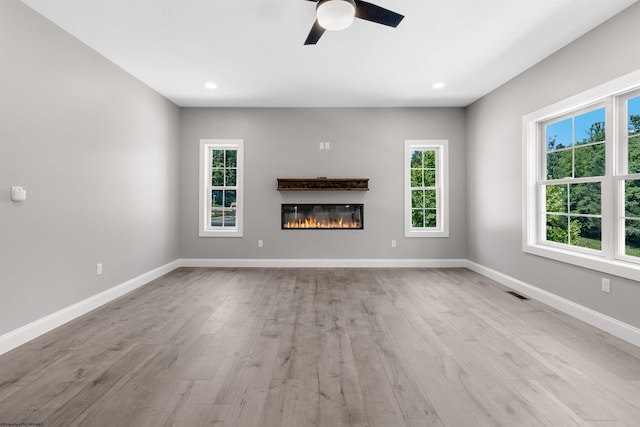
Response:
[11,186,27,202]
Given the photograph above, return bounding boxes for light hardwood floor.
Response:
[1,268,639,426]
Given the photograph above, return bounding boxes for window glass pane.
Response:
[571,217,601,250]
[410,169,422,187]
[574,108,605,145]
[570,182,601,215]
[546,150,572,180]
[225,150,237,168]
[411,190,424,208]
[425,210,437,227]
[212,169,224,186]
[629,96,640,135]
[626,219,640,257]
[425,190,437,209]
[212,150,224,168]
[626,180,640,218]
[424,150,436,169]
[224,190,236,208]
[574,143,605,178]
[630,136,640,174]
[546,118,572,150]
[410,150,423,168]
[546,214,568,244]
[225,211,237,227]
[225,168,237,186]
[211,210,223,227]
[546,184,568,213]
[412,209,424,228]
[212,190,223,208]
[423,170,436,187]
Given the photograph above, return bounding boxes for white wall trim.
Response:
[0,260,180,356]
[466,260,640,348]
[3,258,638,356]
[177,258,468,268]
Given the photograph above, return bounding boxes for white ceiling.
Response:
[20,0,638,107]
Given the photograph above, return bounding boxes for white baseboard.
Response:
[0,260,181,356]
[177,258,468,268]
[2,258,637,356]
[466,260,640,348]
[0,258,464,356]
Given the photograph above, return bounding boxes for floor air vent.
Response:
[506,290,529,300]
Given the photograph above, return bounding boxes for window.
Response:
[620,92,640,260]
[404,140,449,237]
[199,139,244,237]
[523,71,640,280]
[543,104,607,251]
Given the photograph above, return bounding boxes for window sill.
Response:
[199,229,243,238]
[405,229,449,238]
[524,243,640,282]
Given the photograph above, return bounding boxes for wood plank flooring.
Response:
[1,267,640,426]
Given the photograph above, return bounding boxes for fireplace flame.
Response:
[283,216,359,229]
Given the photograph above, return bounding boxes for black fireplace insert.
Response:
[281,204,363,230]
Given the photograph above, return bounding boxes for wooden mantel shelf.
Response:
[277,178,369,191]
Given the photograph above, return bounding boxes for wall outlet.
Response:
[325,142,330,150]
[258,240,263,248]
[96,263,103,276]
[391,240,397,248]
[601,278,611,293]
[319,142,324,150]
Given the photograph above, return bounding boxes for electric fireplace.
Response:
[281,204,363,230]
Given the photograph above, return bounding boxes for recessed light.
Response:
[432,82,445,89]
[205,82,217,90]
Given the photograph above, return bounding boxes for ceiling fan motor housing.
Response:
[316,0,357,31]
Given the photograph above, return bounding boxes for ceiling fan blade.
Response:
[304,20,326,45]
[354,0,404,27]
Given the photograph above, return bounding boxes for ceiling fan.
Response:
[304,0,404,45]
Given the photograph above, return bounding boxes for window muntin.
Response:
[404,140,449,237]
[199,139,244,237]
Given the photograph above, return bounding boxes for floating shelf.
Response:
[277,178,369,191]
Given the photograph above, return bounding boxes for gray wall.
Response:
[466,2,640,328]
[179,108,467,260]
[3,0,639,341]
[0,0,181,334]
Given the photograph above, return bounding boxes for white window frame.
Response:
[404,139,449,238]
[616,90,640,266]
[199,139,244,237]
[523,70,640,281]
[538,101,611,256]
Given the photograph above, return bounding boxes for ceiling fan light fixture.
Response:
[317,0,356,31]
